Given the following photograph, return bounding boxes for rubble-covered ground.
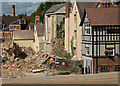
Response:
[1,41,51,78]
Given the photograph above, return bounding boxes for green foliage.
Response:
[30,2,65,23]
[2,14,6,16]
[17,13,27,19]
[70,36,74,56]
[51,38,72,60]
[56,18,65,39]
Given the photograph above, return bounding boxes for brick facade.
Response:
[93,57,120,74]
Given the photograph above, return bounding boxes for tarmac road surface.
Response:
[1,72,120,85]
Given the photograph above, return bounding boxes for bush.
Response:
[51,38,72,60]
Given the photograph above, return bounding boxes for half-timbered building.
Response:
[80,7,120,74]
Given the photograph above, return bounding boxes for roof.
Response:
[13,30,34,40]
[84,8,120,26]
[36,24,45,36]
[10,19,25,25]
[76,2,99,18]
[29,23,35,30]
[45,3,65,14]
[0,24,2,30]
[0,16,18,27]
[22,16,32,21]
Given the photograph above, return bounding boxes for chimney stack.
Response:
[35,14,40,24]
[66,1,71,18]
[100,0,111,7]
[12,5,15,16]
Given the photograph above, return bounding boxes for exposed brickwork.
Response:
[12,5,15,16]
[93,57,120,74]
[66,2,70,18]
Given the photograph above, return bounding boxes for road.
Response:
[1,72,120,85]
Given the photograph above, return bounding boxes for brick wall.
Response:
[93,57,120,74]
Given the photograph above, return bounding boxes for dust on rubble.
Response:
[1,41,51,78]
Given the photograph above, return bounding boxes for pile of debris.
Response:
[1,41,50,78]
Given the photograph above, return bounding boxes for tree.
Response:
[17,13,27,19]
[2,14,6,16]
[31,2,65,23]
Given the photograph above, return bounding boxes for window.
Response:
[8,33,10,38]
[74,14,77,24]
[107,48,115,56]
[74,47,77,56]
[84,22,90,35]
[5,33,8,38]
[14,26,16,30]
[16,26,19,30]
[48,15,50,17]
[115,65,120,71]
[85,22,90,27]
[2,33,4,38]
[74,30,77,40]
[10,26,14,30]
[86,47,89,55]
[100,66,110,72]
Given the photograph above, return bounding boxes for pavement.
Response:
[1,72,120,85]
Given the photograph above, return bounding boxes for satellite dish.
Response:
[111,0,119,6]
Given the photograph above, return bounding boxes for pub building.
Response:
[80,7,120,74]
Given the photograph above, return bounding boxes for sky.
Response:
[0,0,117,16]
[1,2,41,16]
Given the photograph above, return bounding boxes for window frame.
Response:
[107,48,115,56]
[100,66,110,72]
[85,46,89,55]
[115,65,120,71]
[84,22,91,35]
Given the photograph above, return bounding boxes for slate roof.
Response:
[76,2,99,18]
[45,3,65,13]
[36,24,45,36]
[84,8,120,26]
[13,30,34,40]
[0,16,18,27]
[10,19,25,25]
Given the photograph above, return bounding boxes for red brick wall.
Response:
[93,57,120,73]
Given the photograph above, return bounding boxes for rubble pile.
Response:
[1,41,49,78]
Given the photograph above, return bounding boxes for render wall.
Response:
[14,40,34,50]
[69,1,82,60]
